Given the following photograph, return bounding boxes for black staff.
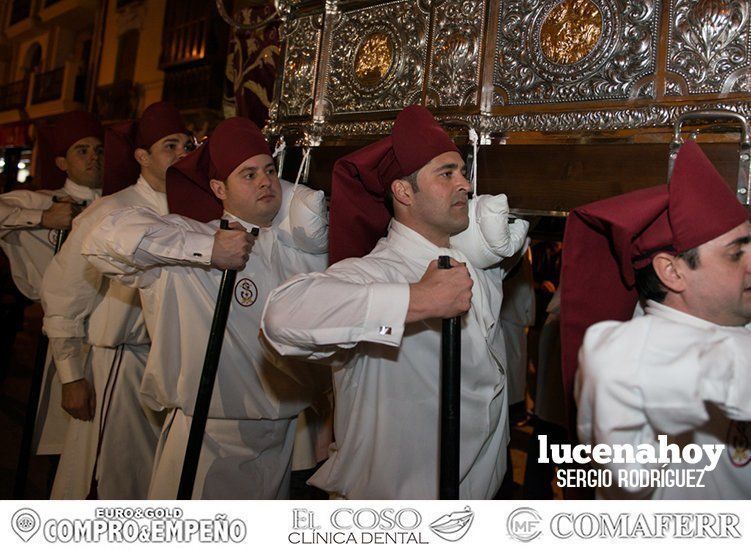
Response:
[438,255,461,499]
[13,224,69,498]
[177,220,258,499]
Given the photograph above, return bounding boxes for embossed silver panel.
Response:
[272,99,751,137]
[426,0,486,108]
[323,0,430,115]
[667,0,751,95]
[278,14,323,119]
[493,0,661,105]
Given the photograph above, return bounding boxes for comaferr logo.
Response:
[429,507,475,542]
[507,507,542,542]
[234,278,258,307]
[506,509,742,541]
[550,512,741,539]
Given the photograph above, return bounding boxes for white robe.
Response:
[0,179,100,455]
[576,300,751,499]
[262,220,510,499]
[42,178,164,499]
[81,204,329,498]
[533,290,565,427]
[499,251,535,405]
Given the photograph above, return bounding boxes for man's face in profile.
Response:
[680,220,751,326]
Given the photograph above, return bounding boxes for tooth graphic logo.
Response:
[11,508,40,542]
[429,506,474,542]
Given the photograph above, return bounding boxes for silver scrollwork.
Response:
[493,0,660,104]
[667,0,750,94]
[426,0,485,108]
[323,0,430,115]
[272,99,751,137]
[665,75,687,96]
[277,14,323,119]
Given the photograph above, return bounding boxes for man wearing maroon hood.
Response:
[0,111,102,460]
[563,141,751,498]
[81,117,330,499]
[41,102,194,498]
[262,105,511,499]
[0,111,103,300]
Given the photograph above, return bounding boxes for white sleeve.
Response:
[81,206,215,288]
[576,321,751,499]
[0,190,52,229]
[41,209,103,383]
[638,333,751,428]
[261,268,410,361]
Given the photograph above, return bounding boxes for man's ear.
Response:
[209,179,227,200]
[652,252,687,294]
[390,179,413,207]
[134,148,150,167]
[54,156,67,172]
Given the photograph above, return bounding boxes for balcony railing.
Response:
[31,67,64,104]
[162,63,223,111]
[26,61,87,111]
[94,80,140,122]
[0,79,29,112]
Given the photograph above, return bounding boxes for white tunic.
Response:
[262,220,510,499]
[41,177,162,499]
[533,290,565,427]
[500,251,535,405]
[81,206,330,498]
[576,300,751,499]
[0,179,100,455]
[0,179,100,300]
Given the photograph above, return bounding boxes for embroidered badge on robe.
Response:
[235,278,258,307]
[727,421,751,468]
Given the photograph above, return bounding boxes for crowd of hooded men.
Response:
[1,100,749,500]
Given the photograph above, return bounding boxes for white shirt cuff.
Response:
[183,231,214,265]
[55,356,86,384]
[362,283,409,346]
[9,208,44,229]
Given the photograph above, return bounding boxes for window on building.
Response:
[22,42,42,75]
[160,0,215,68]
[114,29,139,83]
[160,0,228,111]
[9,0,32,27]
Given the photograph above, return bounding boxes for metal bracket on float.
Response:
[272,136,287,179]
[669,110,751,206]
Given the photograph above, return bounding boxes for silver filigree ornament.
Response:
[493,0,660,104]
[278,14,323,119]
[668,0,750,94]
[271,99,751,137]
[323,0,430,115]
[427,0,486,107]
